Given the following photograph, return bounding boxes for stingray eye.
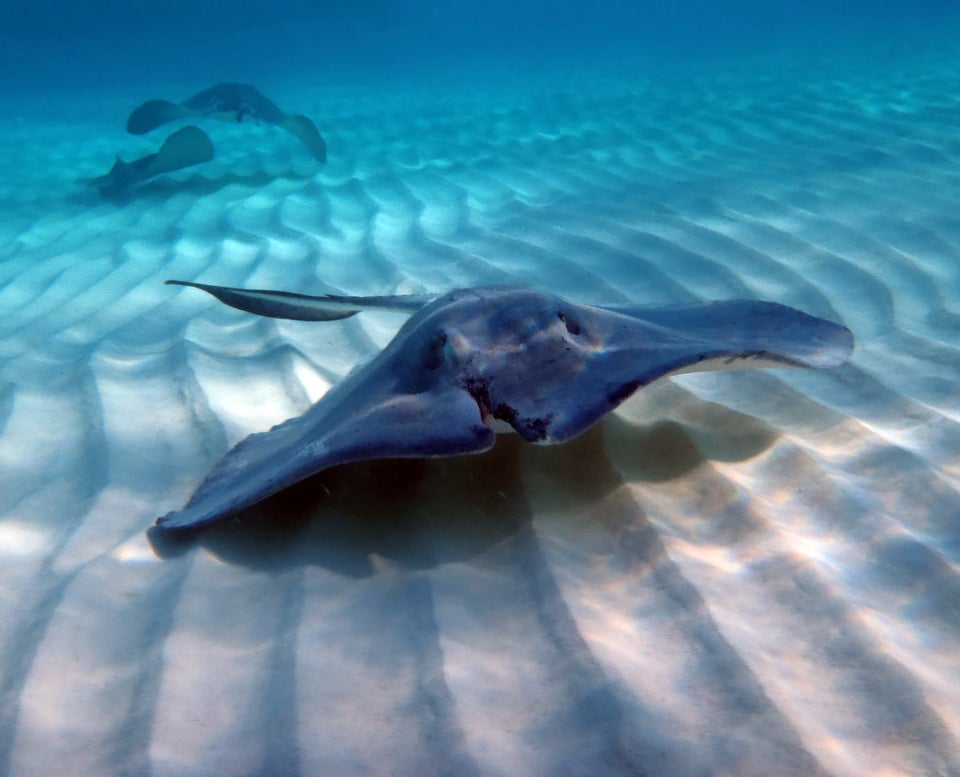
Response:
[558,311,582,336]
[423,332,448,369]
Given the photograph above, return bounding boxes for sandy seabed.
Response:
[0,51,959,777]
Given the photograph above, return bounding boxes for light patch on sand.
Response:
[0,522,50,558]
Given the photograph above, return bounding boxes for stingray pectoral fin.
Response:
[147,126,214,175]
[599,299,854,371]
[156,384,495,531]
[166,279,435,321]
[489,298,854,445]
[280,114,327,161]
[126,99,195,134]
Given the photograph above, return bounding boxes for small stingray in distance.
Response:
[156,281,854,531]
[78,125,214,196]
[127,83,327,162]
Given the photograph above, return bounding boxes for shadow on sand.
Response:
[75,168,319,205]
[147,403,780,576]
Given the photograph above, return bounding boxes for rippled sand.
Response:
[0,53,958,776]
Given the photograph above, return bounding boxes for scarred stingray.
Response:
[157,281,854,531]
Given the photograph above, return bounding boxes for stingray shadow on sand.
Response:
[146,407,781,577]
[74,166,318,204]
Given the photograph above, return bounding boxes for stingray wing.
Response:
[477,298,854,445]
[127,99,195,134]
[280,114,327,161]
[157,369,495,531]
[145,126,214,176]
[599,299,854,370]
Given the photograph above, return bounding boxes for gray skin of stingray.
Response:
[181,83,289,124]
[126,83,327,161]
[156,283,854,531]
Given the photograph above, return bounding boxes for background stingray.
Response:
[157,282,854,531]
[126,83,327,162]
[78,125,213,196]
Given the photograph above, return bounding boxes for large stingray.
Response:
[79,126,214,196]
[126,83,327,162]
[157,281,853,530]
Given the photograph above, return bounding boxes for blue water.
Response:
[2,2,960,776]
[4,0,960,90]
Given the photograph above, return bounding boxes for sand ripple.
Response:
[0,53,959,776]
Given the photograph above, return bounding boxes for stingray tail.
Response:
[166,280,433,321]
[127,99,195,134]
[280,114,327,161]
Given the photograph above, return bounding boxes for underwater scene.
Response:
[1,1,960,775]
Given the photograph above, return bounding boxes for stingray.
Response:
[157,281,853,531]
[126,83,327,162]
[79,125,214,196]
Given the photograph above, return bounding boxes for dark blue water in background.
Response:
[3,0,960,94]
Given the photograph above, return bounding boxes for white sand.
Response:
[0,54,958,776]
